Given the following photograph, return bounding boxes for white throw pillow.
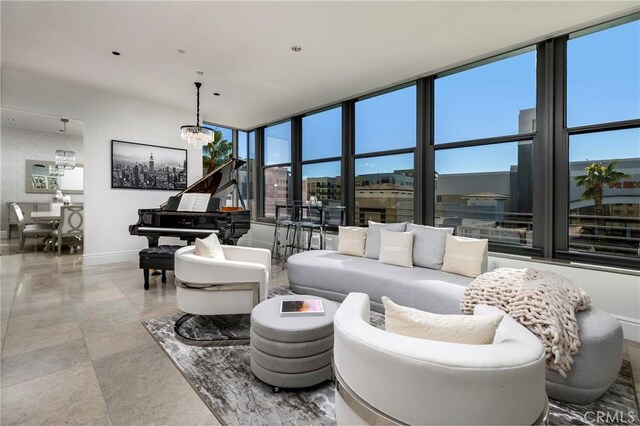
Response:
[378,229,414,268]
[194,233,225,259]
[382,296,502,345]
[441,234,488,278]
[337,227,368,257]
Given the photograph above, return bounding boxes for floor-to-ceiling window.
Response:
[564,17,640,259]
[250,13,638,268]
[262,121,292,218]
[433,48,537,248]
[354,85,416,225]
[301,106,342,206]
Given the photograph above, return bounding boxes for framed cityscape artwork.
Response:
[111,140,188,190]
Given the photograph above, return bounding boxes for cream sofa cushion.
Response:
[382,296,502,344]
[378,229,414,268]
[441,234,488,278]
[337,227,368,257]
[364,221,407,259]
[194,233,225,259]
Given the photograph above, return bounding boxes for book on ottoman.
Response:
[280,299,325,317]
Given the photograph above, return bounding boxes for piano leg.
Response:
[146,236,160,248]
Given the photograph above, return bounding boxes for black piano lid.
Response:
[159,158,246,209]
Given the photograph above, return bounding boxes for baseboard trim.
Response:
[613,314,640,342]
[83,249,139,266]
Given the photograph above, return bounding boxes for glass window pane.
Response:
[435,142,534,247]
[567,19,640,127]
[236,131,248,206]
[302,161,341,205]
[203,124,233,144]
[302,107,342,161]
[355,86,416,154]
[248,131,256,220]
[354,153,414,225]
[264,166,291,218]
[265,121,291,165]
[237,131,248,160]
[569,128,640,257]
[202,124,232,175]
[435,50,536,144]
[249,131,256,160]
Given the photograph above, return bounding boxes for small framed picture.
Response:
[32,175,47,189]
[46,176,59,190]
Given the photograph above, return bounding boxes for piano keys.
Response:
[129,158,250,247]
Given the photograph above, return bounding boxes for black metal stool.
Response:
[139,245,182,290]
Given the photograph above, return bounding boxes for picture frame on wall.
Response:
[111,140,188,190]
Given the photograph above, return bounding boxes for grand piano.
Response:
[129,158,250,247]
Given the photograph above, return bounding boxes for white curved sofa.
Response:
[288,249,623,404]
[333,293,548,425]
[174,245,271,315]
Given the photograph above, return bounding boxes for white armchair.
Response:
[174,245,271,316]
[333,293,548,425]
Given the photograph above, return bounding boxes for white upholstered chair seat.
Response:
[333,292,548,425]
[174,245,271,315]
[11,203,54,250]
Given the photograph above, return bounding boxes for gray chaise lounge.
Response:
[287,249,623,404]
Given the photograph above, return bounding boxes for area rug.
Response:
[143,288,639,426]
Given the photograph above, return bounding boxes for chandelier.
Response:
[50,117,76,176]
[181,82,213,149]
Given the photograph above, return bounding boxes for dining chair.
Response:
[52,205,84,256]
[11,203,54,250]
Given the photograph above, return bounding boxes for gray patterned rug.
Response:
[143,288,639,426]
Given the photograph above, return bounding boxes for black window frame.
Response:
[552,15,640,269]
[248,12,639,270]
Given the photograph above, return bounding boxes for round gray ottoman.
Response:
[250,295,338,391]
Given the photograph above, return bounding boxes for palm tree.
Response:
[574,160,629,226]
[202,130,232,174]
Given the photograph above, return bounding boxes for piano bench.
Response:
[139,245,183,290]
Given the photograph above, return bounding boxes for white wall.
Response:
[1,126,84,234]
[1,67,202,264]
[249,221,639,341]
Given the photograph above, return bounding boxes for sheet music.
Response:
[177,193,210,212]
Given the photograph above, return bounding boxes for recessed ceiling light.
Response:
[178,49,186,54]
[213,93,220,97]
[196,71,204,76]
[291,45,302,52]
[111,51,121,56]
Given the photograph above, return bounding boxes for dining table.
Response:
[30,211,62,223]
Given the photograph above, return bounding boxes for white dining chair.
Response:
[52,205,84,256]
[11,203,55,250]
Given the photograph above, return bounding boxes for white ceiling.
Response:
[2,1,638,130]
[1,108,84,137]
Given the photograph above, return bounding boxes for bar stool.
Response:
[296,206,323,251]
[271,204,294,260]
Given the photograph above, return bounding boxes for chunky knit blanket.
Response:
[460,268,591,377]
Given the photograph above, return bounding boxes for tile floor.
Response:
[0,238,638,425]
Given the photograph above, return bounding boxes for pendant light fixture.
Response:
[181,82,214,149]
[50,117,76,176]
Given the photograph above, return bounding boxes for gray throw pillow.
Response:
[407,223,454,269]
[364,221,407,259]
